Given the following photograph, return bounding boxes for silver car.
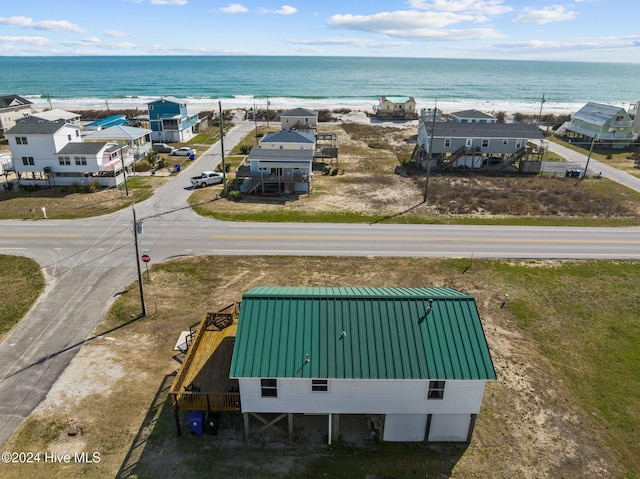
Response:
[171,147,196,156]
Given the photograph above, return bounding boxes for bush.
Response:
[135,159,153,172]
[216,163,230,173]
[330,167,339,176]
[227,190,242,201]
[239,144,251,155]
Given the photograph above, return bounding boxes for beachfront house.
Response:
[229,286,496,443]
[280,108,318,134]
[84,124,153,161]
[375,96,418,120]
[6,120,132,187]
[29,109,82,125]
[83,115,129,132]
[257,129,316,150]
[147,97,199,143]
[416,122,545,172]
[562,101,637,149]
[450,109,497,124]
[0,94,33,137]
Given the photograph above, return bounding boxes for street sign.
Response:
[141,254,150,263]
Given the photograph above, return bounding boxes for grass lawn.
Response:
[3,256,639,478]
[0,255,44,340]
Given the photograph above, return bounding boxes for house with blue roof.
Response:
[230,286,496,443]
[147,97,199,143]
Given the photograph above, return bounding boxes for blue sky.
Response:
[0,0,638,62]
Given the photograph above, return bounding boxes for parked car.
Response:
[190,171,224,188]
[171,147,196,157]
[152,143,175,153]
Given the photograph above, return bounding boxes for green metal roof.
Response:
[230,287,496,381]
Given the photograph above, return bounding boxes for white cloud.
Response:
[259,5,298,15]
[408,0,513,15]
[513,5,576,24]
[274,5,297,15]
[104,30,129,38]
[286,38,410,48]
[150,0,188,5]
[494,35,640,52]
[0,35,52,46]
[220,3,248,14]
[0,16,85,33]
[81,37,102,44]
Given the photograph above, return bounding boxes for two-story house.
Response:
[84,124,153,161]
[375,96,418,120]
[147,97,199,142]
[563,101,637,148]
[279,108,318,134]
[416,122,545,171]
[6,120,132,187]
[0,94,33,137]
[237,130,316,195]
[230,286,496,443]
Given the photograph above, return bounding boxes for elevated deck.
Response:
[169,305,241,420]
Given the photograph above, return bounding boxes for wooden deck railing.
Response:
[170,392,241,412]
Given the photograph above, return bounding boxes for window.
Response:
[427,380,445,400]
[75,156,87,165]
[516,140,523,149]
[444,138,451,148]
[312,379,328,392]
[22,156,34,165]
[502,139,508,145]
[481,139,489,148]
[260,379,277,397]
[465,138,473,148]
[75,130,80,137]
[149,105,154,110]
[58,156,70,165]
[16,136,27,145]
[67,135,72,141]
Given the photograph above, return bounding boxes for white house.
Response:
[6,120,132,187]
[0,94,33,137]
[230,286,496,443]
[257,130,316,150]
[375,96,418,120]
[84,124,153,161]
[30,108,82,125]
[280,108,318,133]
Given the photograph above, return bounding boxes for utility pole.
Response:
[120,148,129,196]
[218,101,228,196]
[266,96,270,128]
[253,101,259,144]
[537,93,546,127]
[132,204,146,317]
[582,135,596,179]
[423,99,437,203]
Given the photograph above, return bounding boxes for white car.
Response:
[171,147,196,157]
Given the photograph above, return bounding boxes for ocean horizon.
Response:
[1,56,639,114]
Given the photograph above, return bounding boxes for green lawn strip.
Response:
[0,255,45,340]
[493,260,640,475]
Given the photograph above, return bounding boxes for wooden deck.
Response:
[169,306,241,413]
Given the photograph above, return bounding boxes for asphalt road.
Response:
[1,122,639,448]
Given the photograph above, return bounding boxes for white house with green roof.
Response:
[230,286,496,443]
[375,96,418,120]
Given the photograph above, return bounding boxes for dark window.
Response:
[482,139,489,148]
[16,136,28,145]
[22,156,34,165]
[260,378,277,397]
[427,380,445,399]
[312,379,328,392]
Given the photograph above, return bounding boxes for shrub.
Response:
[330,167,339,176]
[135,159,153,172]
[227,190,242,201]
[239,144,251,155]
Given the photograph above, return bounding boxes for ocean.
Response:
[1,56,639,114]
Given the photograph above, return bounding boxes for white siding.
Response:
[383,414,428,441]
[238,378,486,414]
[428,414,472,442]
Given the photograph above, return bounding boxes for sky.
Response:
[0,0,638,62]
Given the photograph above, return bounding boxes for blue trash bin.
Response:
[188,411,205,436]
[189,153,195,161]
[175,164,181,172]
